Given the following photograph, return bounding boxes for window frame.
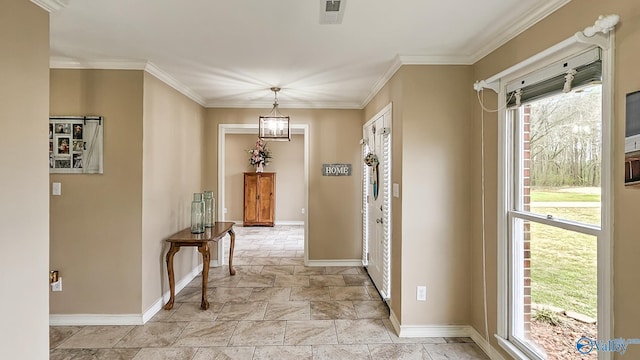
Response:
[495,40,614,360]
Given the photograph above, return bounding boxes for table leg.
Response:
[163,244,180,310]
[198,243,211,310]
[228,228,236,276]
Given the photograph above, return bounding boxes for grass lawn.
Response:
[529,189,599,318]
[531,191,600,202]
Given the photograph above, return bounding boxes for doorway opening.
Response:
[217,124,309,264]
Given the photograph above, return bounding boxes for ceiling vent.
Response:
[319,0,346,25]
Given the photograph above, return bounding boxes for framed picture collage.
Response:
[49,116,104,174]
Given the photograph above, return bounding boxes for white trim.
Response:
[49,59,206,107]
[30,0,68,12]
[468,328,508,360]
[50,57,147,70]
[361,56,403,109]
[475,14,620,93]
[144,62,206,106]
[469,0,571,64]
[217,123,309,265]
[496,335,532,360]
[305,259,362,267]
[398,55,473,65]
[510,210,600,237]
[598,32,615,360]
[389,309,401,334]
[49,314,143,326]
[205,100,361,110]
[489,18,616,359]
[224,220,304,226]
[389,321,506,360]
[50,264,201,326]
[274,221,305,226]
[397,324,470,338]
[142,264,201,323]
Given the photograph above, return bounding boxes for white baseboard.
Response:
[49,314,144,326]
[468,327,507,360]
[50,265,201,326]
[227,220,304,226]
[388,310,505,360]
[274,221,304,226]
[141,264,201,323]
[306,259,362,267]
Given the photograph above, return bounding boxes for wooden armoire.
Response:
[243,172,275,226]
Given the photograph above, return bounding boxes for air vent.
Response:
[319,0,346,25]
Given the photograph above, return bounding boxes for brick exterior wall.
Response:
[523,106,532,337]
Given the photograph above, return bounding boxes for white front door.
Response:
[362,104,391,300]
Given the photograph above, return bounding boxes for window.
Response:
[493,44,613,360]
[506,84,601,359]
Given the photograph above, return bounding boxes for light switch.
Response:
[393,183,400,198]
[52,182,61,196]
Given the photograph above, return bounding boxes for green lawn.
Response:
[529,191,599,318]
[531,191,600,202]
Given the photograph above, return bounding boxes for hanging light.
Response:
[259,87,291,141]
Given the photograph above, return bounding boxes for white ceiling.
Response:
[45,0,570,109]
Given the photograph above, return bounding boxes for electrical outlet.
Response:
[51,277,62,292]
[417,286,426,301]
[224,208,228,214]
[301,208,305,214]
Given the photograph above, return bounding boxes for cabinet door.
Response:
[244,173,259,224]
[258,173,275,224]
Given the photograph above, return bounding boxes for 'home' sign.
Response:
[322,164,352,176]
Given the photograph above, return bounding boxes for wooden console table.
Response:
[163,221,236,310]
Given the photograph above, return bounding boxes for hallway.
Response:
[49,225,488,359]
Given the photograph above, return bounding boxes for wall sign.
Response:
[322,163,351,176]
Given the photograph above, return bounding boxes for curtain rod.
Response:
[473,14,619,93]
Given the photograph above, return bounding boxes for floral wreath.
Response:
[364,152,379,167]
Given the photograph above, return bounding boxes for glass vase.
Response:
[191,192,205,234]
[256,163,264,173]
[203,190,215,228]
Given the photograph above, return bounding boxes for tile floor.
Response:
[50,225,489,360]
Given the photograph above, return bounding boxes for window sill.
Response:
[495,335,538,360]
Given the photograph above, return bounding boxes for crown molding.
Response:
[30,0,69,13]
[49,57,206,107]
[205,100,361,110]
[469,0,572,63]
[360,55,403,109]
[143,62,206,106]
[360,0,570,109]
[398,55,474,65]
[50,57,147,70]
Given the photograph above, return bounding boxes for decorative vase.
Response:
[203,190,215,228]
[190,193,205,234]
[256,163,264,173]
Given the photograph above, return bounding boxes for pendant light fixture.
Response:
[259,87,291,141]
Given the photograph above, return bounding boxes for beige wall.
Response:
[364,65,473,326]
[400,65,473,325]
[50,69,144,314]
[141,72,206,312]
[207,108,363,260]
[471,0,640,358]
[224,134,304,223]
[0,1,50,357]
